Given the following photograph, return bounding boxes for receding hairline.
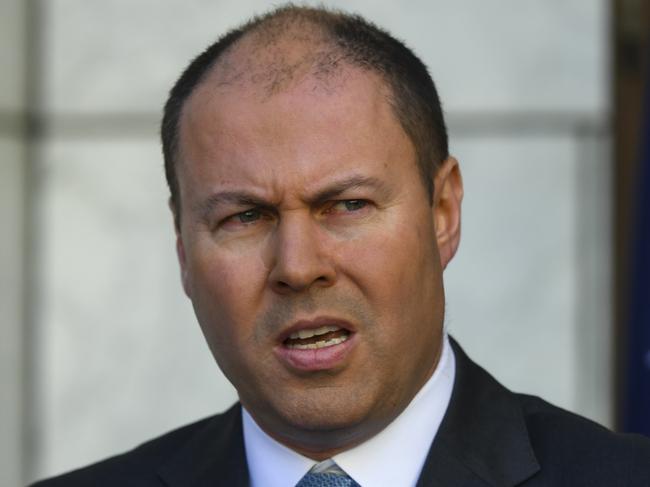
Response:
[194,17,356,98]
[176,21,406,169]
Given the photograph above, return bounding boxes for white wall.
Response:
[10,0,611,483]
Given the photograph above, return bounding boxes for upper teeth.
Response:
[289,325,340,340]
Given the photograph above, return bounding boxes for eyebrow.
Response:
[194,192,274,222]
[306,175,390,205]
[194,174,390,220]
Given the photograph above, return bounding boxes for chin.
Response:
[273,392,378,434]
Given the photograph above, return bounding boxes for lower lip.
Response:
[274,334,356,372]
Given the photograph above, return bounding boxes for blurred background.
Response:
[1,0,649,485]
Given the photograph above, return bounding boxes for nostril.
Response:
[271,271,334,294]
[275,280,291,290]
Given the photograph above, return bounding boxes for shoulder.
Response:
[516,393,650,483]
[442,338,650,486]
[29,405,241,487]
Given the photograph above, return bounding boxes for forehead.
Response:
[176,42,418,202]
[185,57,401,141]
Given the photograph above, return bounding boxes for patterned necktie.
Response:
[295,460,360,487]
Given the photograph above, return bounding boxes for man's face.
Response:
[175,66,461,457]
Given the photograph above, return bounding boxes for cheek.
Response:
[339,219,437,303]
[186,247,268,342]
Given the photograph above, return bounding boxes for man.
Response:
[34,5,650,487]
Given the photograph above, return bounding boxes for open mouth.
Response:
[283,325,351,350]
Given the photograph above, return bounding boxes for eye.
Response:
[236,209,262,223]
[332,199,368,212]
[219,208,267,230]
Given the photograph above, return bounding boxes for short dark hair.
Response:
[161,4,448,229]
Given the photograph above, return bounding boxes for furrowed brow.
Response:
[307,175,390,205]
[192,175,389,221]
[194,191,273,221]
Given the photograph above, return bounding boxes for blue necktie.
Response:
[295,460,360,487]
[295,472,360,487]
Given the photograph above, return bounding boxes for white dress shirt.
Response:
[243,334,456,487]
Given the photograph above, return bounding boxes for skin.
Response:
[174,57,463,459]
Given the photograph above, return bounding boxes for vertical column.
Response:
[0,1,27,485]
[574,126,614,426]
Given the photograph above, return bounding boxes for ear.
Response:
[432,156,463,270]
[169,198,192,298]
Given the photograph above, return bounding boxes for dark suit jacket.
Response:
[32,340,650,486]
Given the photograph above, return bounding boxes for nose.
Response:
[268,213,336,294]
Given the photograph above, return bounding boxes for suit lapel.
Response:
[417,339,540,486]
[157,404,249,487]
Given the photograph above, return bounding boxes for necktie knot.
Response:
[295,460,360,487]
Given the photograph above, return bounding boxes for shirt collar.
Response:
[243,334,456,487]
